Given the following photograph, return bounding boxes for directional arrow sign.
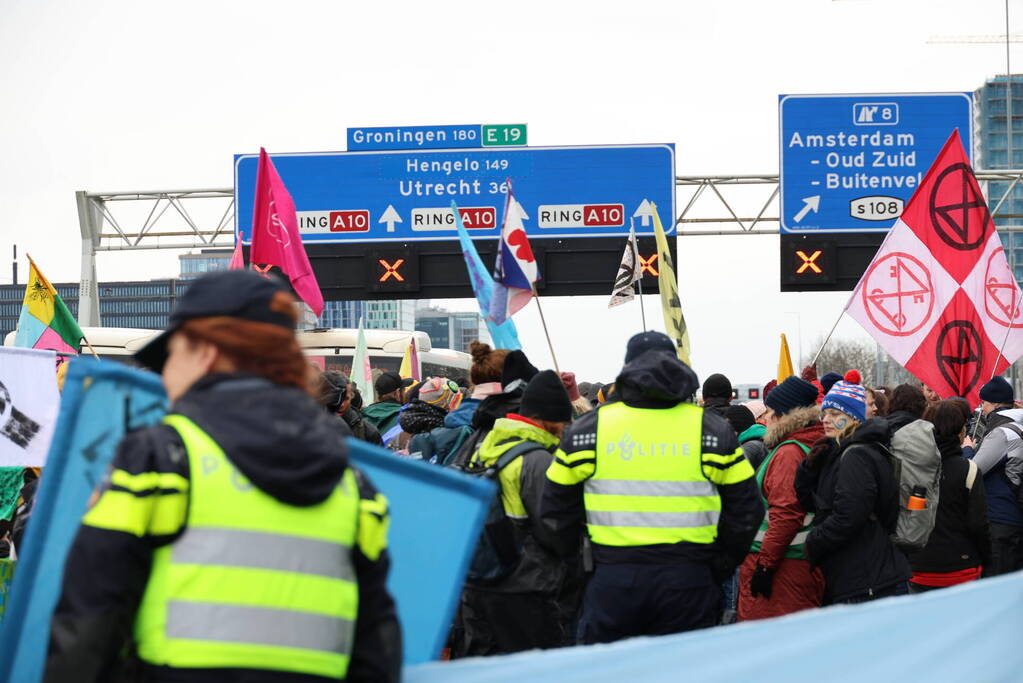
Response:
[379,205,402,233]
[779,92,972,233]
[793,195,821,223]
[633,199,654,227]
[234,145,675,244]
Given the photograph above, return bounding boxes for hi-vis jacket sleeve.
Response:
[349,467,402,683]
[700,411,764,571]
[540,410,598,558]
[45,425,190,683]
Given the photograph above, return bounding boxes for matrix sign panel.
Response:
[234,145,675,244]
[292,237,677,301]
[779,93,973,233]
[780,233,886,292]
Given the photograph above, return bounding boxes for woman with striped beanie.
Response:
[794,381,911,604]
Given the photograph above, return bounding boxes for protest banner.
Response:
[0,347,61,467]
[0,359,166,682]
[0,359,491,679]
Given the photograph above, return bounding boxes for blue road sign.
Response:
[234,145,675,244]
[779,93,973,234]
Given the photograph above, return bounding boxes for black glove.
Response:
[750,564,776,599]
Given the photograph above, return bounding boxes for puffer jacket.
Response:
[755,406,824,569]
[468,416,576,595]
[795,418,911,603]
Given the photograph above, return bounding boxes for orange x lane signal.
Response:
[640,253,659,276]
[795,250,823,275]
[378,259,406,282]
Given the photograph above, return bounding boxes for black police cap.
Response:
[134,270,295,373]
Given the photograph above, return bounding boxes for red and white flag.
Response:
[250,148,324,315]
[846,130,1023,404]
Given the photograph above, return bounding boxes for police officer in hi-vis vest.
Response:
[45,271,401,683]
[542,332,764,644]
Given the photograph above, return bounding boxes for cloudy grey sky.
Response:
[0,0,1016,383]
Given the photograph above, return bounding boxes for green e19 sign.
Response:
[481,124,527,147]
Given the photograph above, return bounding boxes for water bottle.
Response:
[907,485,927,511]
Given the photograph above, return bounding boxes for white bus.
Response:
[4,327,472,384]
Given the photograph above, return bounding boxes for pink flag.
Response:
[250,148,324,315]
[845,130,1021,404]
[228,240,245,271]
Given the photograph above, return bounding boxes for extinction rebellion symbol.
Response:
[862,252,934,336]
[936,320,983,397]
[985,248,1023,327]
[929,162,991,251]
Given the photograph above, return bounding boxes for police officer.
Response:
[45,271,401,683]
[542,331,764,643]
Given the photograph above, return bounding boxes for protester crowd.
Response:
[1,270,1020,682]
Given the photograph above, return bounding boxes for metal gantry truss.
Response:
[674,170,1023,235]
[74,170,1023,324]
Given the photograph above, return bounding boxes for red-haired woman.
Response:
[46,271,401,683]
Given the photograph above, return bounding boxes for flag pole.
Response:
[810,307,847,367]
[531,285,560,374]
[637,275,648,331]
[632,218,647,331]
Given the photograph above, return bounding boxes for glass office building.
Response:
[976,75,1023,281]
[0,279,183,338]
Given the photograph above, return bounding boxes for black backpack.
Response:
[462,441,537,585]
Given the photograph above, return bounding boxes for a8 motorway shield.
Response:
[234,145,675,243]
[779,93,973,234]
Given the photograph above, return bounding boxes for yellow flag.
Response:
[651,202,691,365]
[778,333,795,383]
[398,337,420,381]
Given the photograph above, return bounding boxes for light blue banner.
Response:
[406,571,1023,682]
[0,359,167,682]
[0,360,492,679]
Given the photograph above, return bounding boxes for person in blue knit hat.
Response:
[793,380,910,604]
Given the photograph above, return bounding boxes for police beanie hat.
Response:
[501,350,539,390]
[702,373,733,400]
[821,381,868,423]
[624,331,676,364]
[520,370,573,423]
[765,376,820,416]
[724,404,756,436]
[979,376,1014,404]
[820,372,844,395]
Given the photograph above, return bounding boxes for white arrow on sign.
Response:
[793,195,821,224]
[633,199,654,227]
[379,205,402,232]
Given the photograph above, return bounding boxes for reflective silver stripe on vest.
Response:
[585,479,717,497]
[166,601,354,654]
[172,527,355,582]
[585,509,720,528]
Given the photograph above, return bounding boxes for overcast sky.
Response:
[0,0,1017,384]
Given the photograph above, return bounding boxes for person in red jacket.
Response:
[738,376,826,621]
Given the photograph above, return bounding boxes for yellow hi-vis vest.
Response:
[586,402,721,547]
[134,415,359,679]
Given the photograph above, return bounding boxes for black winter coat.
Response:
[908,435,992,573]
[795,418,911,603]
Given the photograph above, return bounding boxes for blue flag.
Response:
[451,200,521,350]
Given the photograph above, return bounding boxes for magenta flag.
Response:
[250,148,324,315]
[228,240,245,271]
